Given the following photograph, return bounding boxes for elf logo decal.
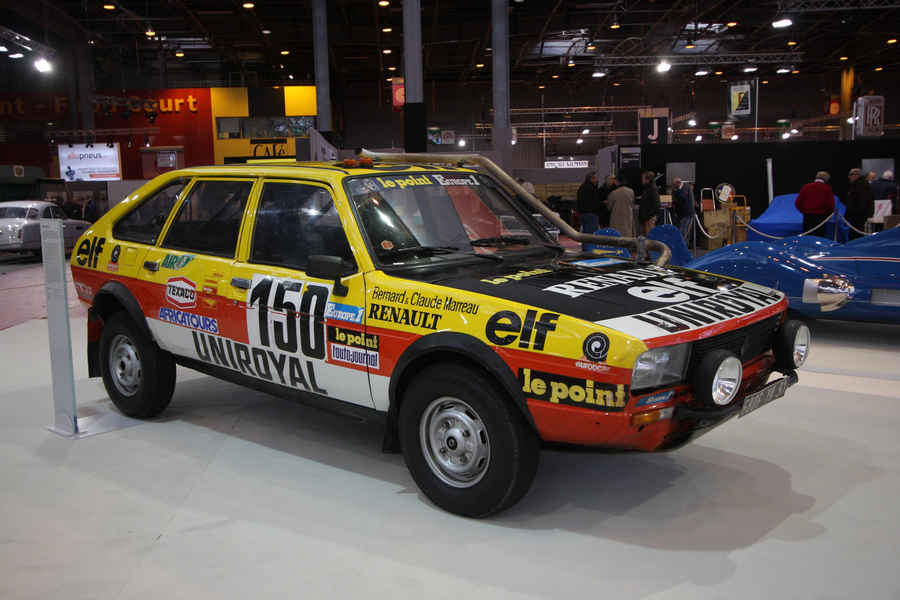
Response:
[520,368,627,411]
[247,275,330,359]
[485,310,558,351]
[542,266,668,298]
[628,285,691,303]
[75,236,105,268]
[166,277,197,309]
[192,331,327,395]
[582,332,610,362]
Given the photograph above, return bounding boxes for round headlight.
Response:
[711,356,743,406]
[693,349,744,408]
[774,319,811,370]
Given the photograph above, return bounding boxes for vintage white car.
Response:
[0,200,91,255]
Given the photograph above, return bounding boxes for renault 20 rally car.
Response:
[70,151,809,517]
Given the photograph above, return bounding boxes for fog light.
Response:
[632,407,674,427]
[693,349,743,407]
[774,320,810,370]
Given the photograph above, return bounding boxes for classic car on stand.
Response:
[0,200,91,256]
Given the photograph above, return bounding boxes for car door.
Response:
[57,206,88,247]
[141,178,257,359]
[228,178,374,408]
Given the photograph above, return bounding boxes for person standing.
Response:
[597,174,616,228]
[672,177,695,244]
[607,177,635,237]
[638,171,660,236]
[870,170,898,213]
[846,168,875,239]
[794,171,834,237]
[577,171,600,249]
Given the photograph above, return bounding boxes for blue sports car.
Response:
[582,225,900,322]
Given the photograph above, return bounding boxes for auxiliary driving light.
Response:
[693,350,743,407]
[802,277,853,312]
[774,320,810,370]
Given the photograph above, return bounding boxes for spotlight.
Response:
[382,27,392,33]
[280,49,290,55]
[576,138,584,144]
[743,65,758,73]
[731,134,739,141]
[457,139,466,147]
[694,69,709,76]
[726,21,737,27]
[694,135,702,142]
[261,29,271,35]
[610,15,621,29]
[688,119,697,127]
[772,17,793,28]
[242,2,255,8]
[656,60,672,73]
[382,48,392,54]
[33,57,53,73]
[582,128,590,134]
[592,70,606,78]
[782,132,791,139]
[145,25,155,37]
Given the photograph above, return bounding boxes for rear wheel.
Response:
[99,312,176,418]
[399,363,540,517]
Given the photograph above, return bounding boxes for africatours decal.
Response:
[158,307,219,333]
[166,277,197,309]
[438,261,785,338]
[520,368,627,411]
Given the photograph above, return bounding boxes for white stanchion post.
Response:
[41,219,78,436]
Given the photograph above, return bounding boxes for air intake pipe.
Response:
[357,148,672,266]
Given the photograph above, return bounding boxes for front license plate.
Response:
[739,377,789,418]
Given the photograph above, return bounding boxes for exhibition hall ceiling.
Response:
[2,1,898,87]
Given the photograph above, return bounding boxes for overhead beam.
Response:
[592,52,804,66]
[780,0,900,10]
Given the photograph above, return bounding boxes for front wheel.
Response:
[399,363,540,517]
[99,312,176,418]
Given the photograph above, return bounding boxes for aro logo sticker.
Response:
[166,276,197,309]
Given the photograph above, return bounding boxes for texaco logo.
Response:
[583,332,610,362]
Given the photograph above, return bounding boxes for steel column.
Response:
[312,0,332,132]
[492,0,512,170]
[403,0,426,152]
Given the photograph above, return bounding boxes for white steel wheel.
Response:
[108,334,142,397]
[419,396,491,488]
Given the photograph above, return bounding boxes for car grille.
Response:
[689,314,781,371]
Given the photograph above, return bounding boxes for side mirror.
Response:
[307,255,351,296]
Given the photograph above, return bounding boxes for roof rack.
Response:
[357,148,671,266]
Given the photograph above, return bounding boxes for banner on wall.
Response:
[854,96,884,137]
[727,80,756,120]
[58,143,121,181]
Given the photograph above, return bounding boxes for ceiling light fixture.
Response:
[33,57,52,73]
[175,49,184,57]
[103,3,116,10]
[790,128,799,134]
[457,139,466,147]
[475,63,484,68]
[731,134,739,141]
[576,138,584,144]
[743,65,758,73]
[694,69,709,76]
[242,2,255,8]
[839,56,848,61]
[382,48,392,54]
[694,135,702,142]
[782,132,791,139]
[145,25,155,37]
[610,15,621,29]
[586,44,596,51]
[582,128,590,134]
[787,40,797,46]
[382,27,392,33]
[714,70,723,75]
[288,74,294,80]
[791,68,799,74]
[538,84,545,89]
[9,53,24,59]
[388,66,396,71]
[0,46,7,53]
[551,74,559,79]
[688,119,697,127]
[685,38,695,49]
[262,29,271,34]
[776,66,790,74]
[567,59,575,67]
[875,66,883,71]
[726,21,737,27]
[888,38,897,44]
[280,49,289,55]
[612,81,621,86]
[378,0,390,6]
[762,79,769,84]
[386,77,392,82]
[656,59,672,73]
[592,70,606,78]
[772,17,793,28]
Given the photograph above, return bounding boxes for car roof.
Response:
[0,200,56,209]
[169,160,479,183]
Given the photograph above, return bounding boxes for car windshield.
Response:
[346,172,548,264]
[0,206,28,219]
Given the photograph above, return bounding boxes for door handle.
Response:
[143,260,159,272]
[230,277,251,290]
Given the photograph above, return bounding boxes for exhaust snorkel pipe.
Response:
[357,148,671,266]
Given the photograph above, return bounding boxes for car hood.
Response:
[434,258,785,340]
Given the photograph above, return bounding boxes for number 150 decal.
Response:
[247,275,331,359]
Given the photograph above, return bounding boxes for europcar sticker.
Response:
[324,301,364,323]
[166,277,197,309]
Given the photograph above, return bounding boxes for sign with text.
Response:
[728,80,756,120]
[639,117,668,144]
[855,96,884,137]
[544,160,590,169]
[58,143,122,181]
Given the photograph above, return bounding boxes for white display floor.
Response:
[2,316,899,599]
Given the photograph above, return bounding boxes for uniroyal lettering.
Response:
[192,331,328,395]
[485,310,558,351]
[631,286,782,333]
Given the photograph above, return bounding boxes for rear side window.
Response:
[250,182,353,271]
[162,180,252,258]
[113,179,188,244]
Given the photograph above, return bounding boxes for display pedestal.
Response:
[40,219,142,439]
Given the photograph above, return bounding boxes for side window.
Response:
[162,180,252,258]
[26,208,39,220]
[113,179,188,244]
[41,206,60,219]
[250,182,353,271]
[50,206,66,219]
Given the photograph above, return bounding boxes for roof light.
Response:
[262,29,271,34]
[839,56,848,61]
[726,21,737,27]
[688,118,697,127]
[33,57,52,73]
[782,132,791,139]
[776,66,790,73]
[731,134,739,141]
[280,49,290,55]
[382,48,392,54]
[694,69,709,76]
[9,53,24,59]
[582,128,590,134]
[242,2,255,8]
[457,139,466,147]
[772,18,792,28]
[382,27,392,33]
[656,59,672,73]
[103,3,116,9]
[144,25,156,37]
[694,135,702,142]
[576,138,584,144]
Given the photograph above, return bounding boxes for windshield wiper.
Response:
[380,245,459,259]
[469,235,531,247]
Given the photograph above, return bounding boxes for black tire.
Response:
[99,311,176,418]
[398,362,540,518]
[774,319,809,370]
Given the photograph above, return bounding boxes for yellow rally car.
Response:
[70,152,809,517]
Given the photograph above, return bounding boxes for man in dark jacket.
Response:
[597,175,616,227]
[672,177,695,244]
[845,168,875,239]
[577,171,599,249]
[794,171,834,237]
[638,171,660,236]
[870,170,898,213]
